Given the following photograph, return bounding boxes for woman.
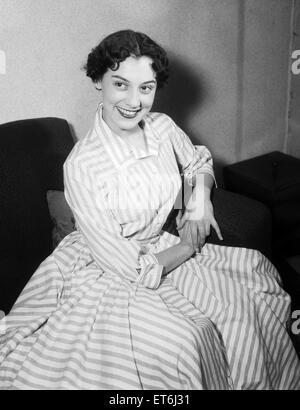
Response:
[0,30,299,390]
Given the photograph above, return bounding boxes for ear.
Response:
[95,80,102,91]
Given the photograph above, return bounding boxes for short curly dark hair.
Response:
[84,29,169,89]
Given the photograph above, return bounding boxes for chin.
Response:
[118,115,144,128]
[118,119,139,129]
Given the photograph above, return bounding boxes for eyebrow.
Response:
[111,75,156,85]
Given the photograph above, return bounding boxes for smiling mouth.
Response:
[116,106,141,119]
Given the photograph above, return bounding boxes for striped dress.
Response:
[0,107,299,390]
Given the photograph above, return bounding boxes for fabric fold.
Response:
[137,253,165,289]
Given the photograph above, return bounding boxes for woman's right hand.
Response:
[176,210,200,253]
[155,241,196,275]
[180,240,196,257]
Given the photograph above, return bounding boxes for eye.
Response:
[114,81,127,90]
[140,85,154,94]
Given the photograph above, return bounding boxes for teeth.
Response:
[117,107,140,117]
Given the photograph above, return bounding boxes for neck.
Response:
[122,126,147,152]
[119,124,143,139]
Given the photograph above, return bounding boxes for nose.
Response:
[126,88,141,108]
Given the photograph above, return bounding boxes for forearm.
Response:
[191,173,214,200]
[154,241,195,275]
[186,173,214,218]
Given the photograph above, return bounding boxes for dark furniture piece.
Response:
[223,151,300,312]
[164,188,272,260]
[0,118,74,314]
[0,117,272,314]
[224,151,300,258]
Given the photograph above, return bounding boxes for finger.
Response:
[194,221,206,247]
[181,221,192,243]
[191,222,199,250]
[182,221,198,251]
[176,216,182,231]
[205,221,211,237]
[176,209,183,224]
[195,229,201,253]
[177,212,187,230]
[198,225,206,247]
[211,218,223,241]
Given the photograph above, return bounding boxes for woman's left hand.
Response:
[176,198,223,253]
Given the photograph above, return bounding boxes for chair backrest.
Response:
[0,117,75,313]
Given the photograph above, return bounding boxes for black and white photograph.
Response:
[0,0,300,392]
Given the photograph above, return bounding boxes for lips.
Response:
[116,106,141,119]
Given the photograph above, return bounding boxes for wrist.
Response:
[179,240,195,256]
[186,188,210,213]
[193,183,211,200]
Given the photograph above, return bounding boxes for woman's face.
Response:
[98,56,157,137]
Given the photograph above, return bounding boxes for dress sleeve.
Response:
[168,116,215,186]
[63,159,164,290]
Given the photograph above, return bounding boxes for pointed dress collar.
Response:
[94,104,160,170]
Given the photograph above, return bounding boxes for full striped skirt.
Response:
[0,232,299,390]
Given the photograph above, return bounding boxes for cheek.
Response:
[142,93,156,108]
[102,86,121,106]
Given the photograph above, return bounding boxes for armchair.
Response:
[0,117,272,314]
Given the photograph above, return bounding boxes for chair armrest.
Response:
[208,188,272,259]
[162,188,272,260]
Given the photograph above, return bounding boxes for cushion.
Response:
[47,190,76,249]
